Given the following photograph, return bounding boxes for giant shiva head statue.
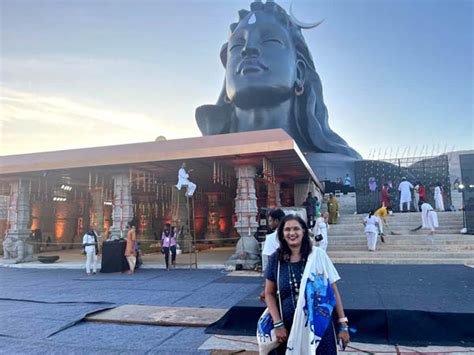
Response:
[196,0,361,159]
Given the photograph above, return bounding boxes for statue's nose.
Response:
[241,43,260,58]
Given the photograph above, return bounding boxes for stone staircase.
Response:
[325,211,474,265]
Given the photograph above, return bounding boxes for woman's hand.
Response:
[275,327,288,343]
[338,328,350,349]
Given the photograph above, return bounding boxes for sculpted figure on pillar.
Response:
[196,0,361,163]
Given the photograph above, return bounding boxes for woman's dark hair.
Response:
[276,214,312,262]
[368,210,375,218]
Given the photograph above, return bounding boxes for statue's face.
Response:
[225,12,297,108]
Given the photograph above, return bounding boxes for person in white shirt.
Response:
[176,162,197,197]
[82,226,99,275]
[413,183,421,212]
[313,211,329,251]
[261,209,286,273]
[420,201,439,234]
[398,177,414,212]
[364,211,381,251]
[434,183,445,211]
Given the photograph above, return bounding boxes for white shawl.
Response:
[286,246,339,354]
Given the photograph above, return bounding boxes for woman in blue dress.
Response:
[264,215,350,354]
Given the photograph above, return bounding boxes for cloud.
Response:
[0,86,198,155]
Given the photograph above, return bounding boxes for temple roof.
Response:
[0,129,320,188]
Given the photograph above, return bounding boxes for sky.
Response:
[0,0,472,158]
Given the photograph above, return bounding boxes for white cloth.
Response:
[176,168,196,196]
[421,203,439,231]
[364,215,380,234]
[366,232,377,251]
[262,231,279,256]
[314,217,328,252]
[83,233,97,273]
[86,249,98,273]
[414,185,420,211]
[434,186,445,211]
[398,181,414,203]
[286,247,340,354]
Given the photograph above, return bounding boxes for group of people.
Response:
[382,177,447,213]
[303,192,339,228]
[364,177,444,252]
[81,221,179,275]
[260,209,350,354]
[80,162,197,275]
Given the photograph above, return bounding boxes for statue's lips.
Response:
[237,59,268,75]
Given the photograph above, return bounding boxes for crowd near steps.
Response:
[325,211,474,265]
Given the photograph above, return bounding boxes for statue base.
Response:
[304,152,358,182]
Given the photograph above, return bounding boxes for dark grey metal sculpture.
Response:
[196,0,361,178]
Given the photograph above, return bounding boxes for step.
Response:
[327,251,474,259]
[327,245,474,252]
[332,258,473,265]
[328,228,462,237]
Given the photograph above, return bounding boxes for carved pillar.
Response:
[206,192,223,243]
[227,166,260,269]
[3,179,33,262]
[109,174,133,239]
[266,182,281,208]
[89,188,104,235]
[234,166,258,237]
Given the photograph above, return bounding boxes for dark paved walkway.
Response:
[0,268,262,354]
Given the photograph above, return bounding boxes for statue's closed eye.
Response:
[229,42,244,52]
[262,38,283,46]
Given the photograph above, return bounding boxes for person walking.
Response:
[125,222,137,274]
[327,193,339,224]
[434,182,445,211]
[380,183,392,211]
[314,212,329,251]
[82,226,99,275]
[162,223,177,270]
[303,192,318,228]
[398,177,414,212]
[364,211,381,252]
[263,215,350,354]
[414,182,421,212]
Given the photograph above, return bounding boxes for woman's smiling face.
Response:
[283,219,304,248]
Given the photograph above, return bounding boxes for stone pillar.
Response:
[109,174,133,239]
[3,179,33,262]
[227,166,260,269]
[234,166,258,237]
[267,182,281,208]
[89,188,104,235]
[205,193,223,243]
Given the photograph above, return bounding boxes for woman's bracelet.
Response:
[339,325,349,332]
[274,321,285,329]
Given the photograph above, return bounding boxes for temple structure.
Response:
[0,129,320,262]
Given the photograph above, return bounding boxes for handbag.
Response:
[256,261,283,354]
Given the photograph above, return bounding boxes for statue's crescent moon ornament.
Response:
[289,1,325,29]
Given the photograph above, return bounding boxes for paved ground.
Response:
[0,267,261,354]
[1,266,473,354]
[0,248,235,270]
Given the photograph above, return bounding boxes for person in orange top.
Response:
[125,222,137,274]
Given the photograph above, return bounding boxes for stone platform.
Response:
[87,305,227,327]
